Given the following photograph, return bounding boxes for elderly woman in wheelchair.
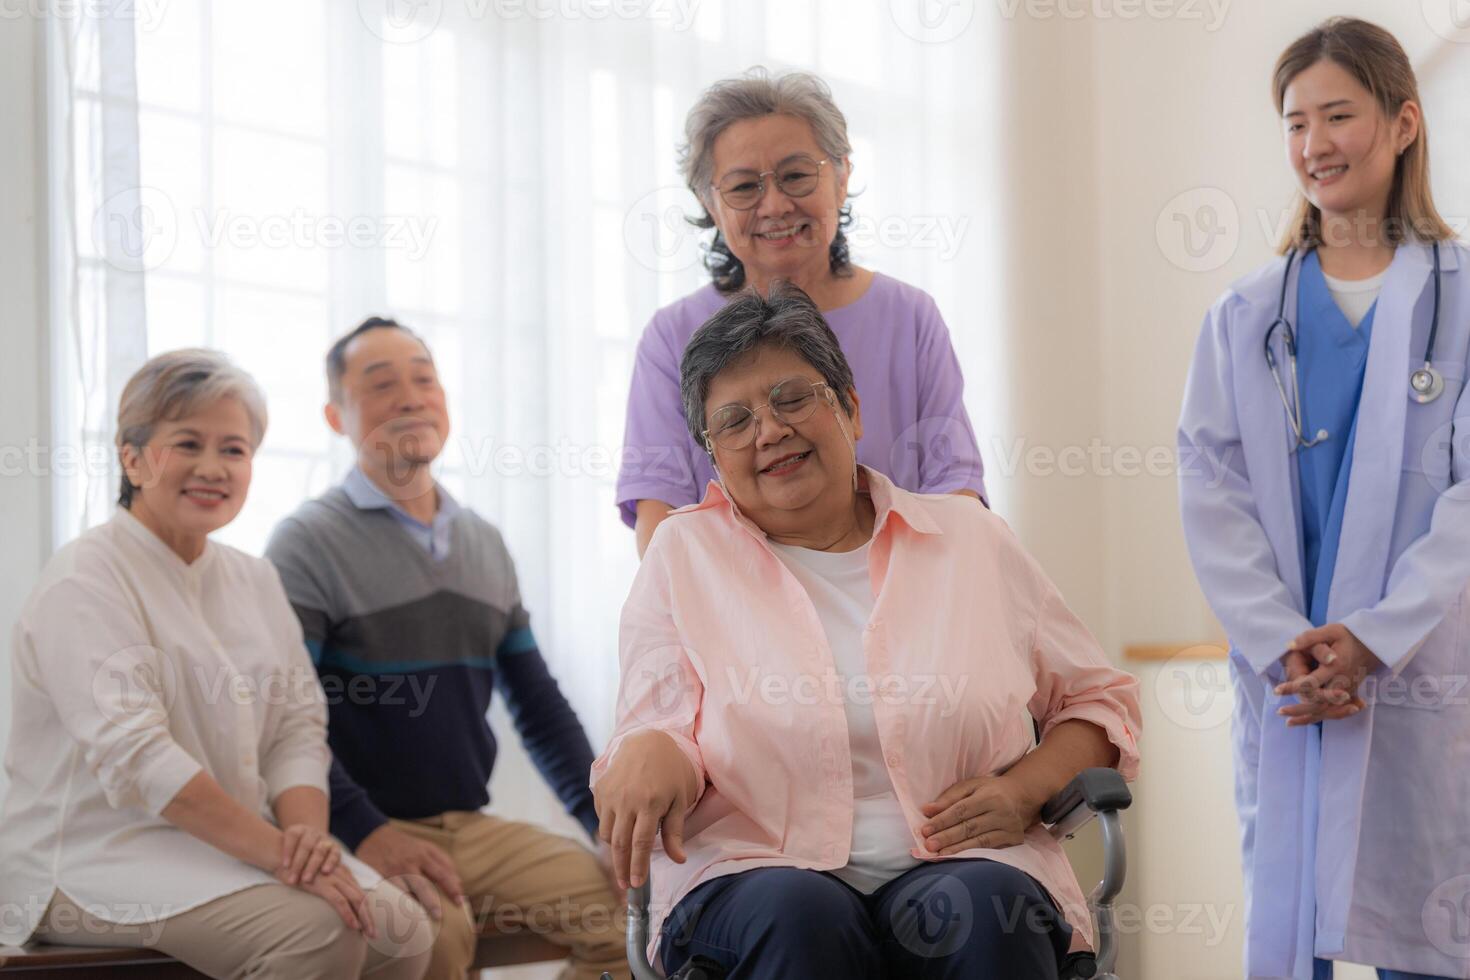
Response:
[592,282,1141,980]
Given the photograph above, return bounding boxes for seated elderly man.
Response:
[592,283,1142,979]
[0,350,430,979]
[266,318,626,980]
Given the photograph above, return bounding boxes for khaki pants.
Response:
[35,880,432,980]
[392,812,626,980]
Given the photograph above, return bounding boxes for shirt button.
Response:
[886,753,901,767]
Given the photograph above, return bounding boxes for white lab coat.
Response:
[1178,240,1470,979]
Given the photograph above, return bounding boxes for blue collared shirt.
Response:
[342,466,460,561]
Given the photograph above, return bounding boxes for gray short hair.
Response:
[680,68,857,291]
[680,281,856,449]
[680,67,854,208]
[115,348,268,508]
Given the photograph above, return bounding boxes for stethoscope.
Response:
[1264,242,1445,451]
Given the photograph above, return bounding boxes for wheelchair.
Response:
[602,767,1132,980]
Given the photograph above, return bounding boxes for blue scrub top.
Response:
[1295,250,1376,627]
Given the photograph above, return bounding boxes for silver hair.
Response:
[680,281,856,449]
[680,66,854,209]
[115,348,268,508]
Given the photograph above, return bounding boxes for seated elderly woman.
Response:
[0,350,430,980]
[591,284,1142,979]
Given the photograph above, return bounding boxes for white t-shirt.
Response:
[1322,268,1385,329]
[768,537,924,894]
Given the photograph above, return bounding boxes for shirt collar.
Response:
[111,505,217,579]
[685,465,943,542]
[342,465,460,527]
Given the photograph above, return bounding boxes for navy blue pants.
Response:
[659,860,1074,979]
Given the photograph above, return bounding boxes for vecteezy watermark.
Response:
[463,890,624,936]
[362,877,441,960]
[986,435,1239,487]
[1421,0,1470,44]
[1157,187,1470,273]
[1414,415,1470,502]
[889,871,975,958]
[1424,874,1470,958]
[92,659,440,728]
[846,213,970,262]
[357,0,701,43]
[0,0,171,31]
[1155,186,1239,273]
[92,645,180,732]
[724,666,971,718]
[995,0,1228,29]
[889,0,976,45]
[623,186,704,275]
[1154,646,1233,732]
[92,188,439,273]
[0,895,175,944]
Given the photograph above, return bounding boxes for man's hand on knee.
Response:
[356,823,466,922]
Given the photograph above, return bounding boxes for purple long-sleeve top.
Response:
[615,272,989,527]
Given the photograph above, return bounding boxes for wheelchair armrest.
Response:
[1040,767,1131,840]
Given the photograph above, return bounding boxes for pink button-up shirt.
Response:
[591,467,1141,962]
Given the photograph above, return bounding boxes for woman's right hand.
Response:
[281,861,377,938]
[594,729,697,889]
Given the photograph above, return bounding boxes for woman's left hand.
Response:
[919,775,1037,855]
[1275,623,1383,727]
[278,824,341,886]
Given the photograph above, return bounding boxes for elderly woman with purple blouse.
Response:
[617,68,988,556]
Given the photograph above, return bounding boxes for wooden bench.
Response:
[0,926,568,977]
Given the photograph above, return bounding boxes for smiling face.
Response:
[122,395,254,541]
[703,343,862,531]
[327,326,450,485]
[1282,58,1417,235]
[706,113,849,286]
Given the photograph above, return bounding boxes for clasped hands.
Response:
[1273,623,1385,727]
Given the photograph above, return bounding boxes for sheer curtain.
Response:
[50,0,1003,856]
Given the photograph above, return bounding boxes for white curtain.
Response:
[50,0,1004,863]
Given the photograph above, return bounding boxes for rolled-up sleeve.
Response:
[26,579,203,815]
[590,533,707,808]
[1023,558,1142,781]
[258,566,331,803]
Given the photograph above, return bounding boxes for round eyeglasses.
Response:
[702,378,834,452]
[711,157,830,211]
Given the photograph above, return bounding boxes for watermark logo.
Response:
[889,0,976,45]
[1423,874,1470,958]
[358,0,444,44]
[888,871,974,958]
[892,417,981,485]
[93,186,178,273]
[92,645,180,732]
[1156,187,1238,273]
[624,186,703,274]
[1421,0,1470,43]
[1154,646,1233,731]
[1416,417,1470,501]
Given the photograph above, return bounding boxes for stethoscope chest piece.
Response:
[1410,364,1445,404]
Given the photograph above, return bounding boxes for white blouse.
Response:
[0,508,378,945]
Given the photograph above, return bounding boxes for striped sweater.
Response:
[265,483,597,849]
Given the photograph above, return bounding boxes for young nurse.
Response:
[1178,18,1470,980]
